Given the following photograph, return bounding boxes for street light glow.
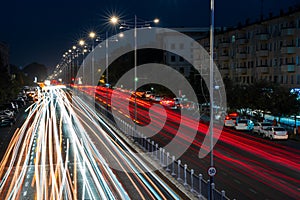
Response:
[153,18,160,24]
[79,39,85,46]
[72,45,77,50]
[110,16,119,24]
[89,31,96,38]
[119,32,124,38]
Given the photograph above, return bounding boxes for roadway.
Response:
[0,86,187,199]
[81,85,300,200]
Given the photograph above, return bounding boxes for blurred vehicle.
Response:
[150,95,162,102]
[0,110,15,118]
[234,118,254,131]
[215,111,226,122]
[261,126,288,140]
[160,98,180,109]
[252,122,273,135]
[224,112,239,127]
[144,91,153,99]
[0,116,15,127]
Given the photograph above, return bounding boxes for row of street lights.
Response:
[49,15,159,87]
[48,7,217,198]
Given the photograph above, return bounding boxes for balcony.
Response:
[281,46,296,54]
[236,67,247,75]
[281,64,295,72]
[281,27,295,36]
[257,66,270,74]
[236,38,248,45]
[256,33,269,40]
[256,49,269,57]
[237,52,247,59]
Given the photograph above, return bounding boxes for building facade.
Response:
[198,8,300,88]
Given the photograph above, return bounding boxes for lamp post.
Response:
[89,32,96,86]
[79,39,86,85]
[71,45,77,84]
[110,15,159,129]
[209,0,215,198]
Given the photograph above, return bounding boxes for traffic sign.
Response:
[208,166,217,177]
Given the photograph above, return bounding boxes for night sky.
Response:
[1,0,299,68]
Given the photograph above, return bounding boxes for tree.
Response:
[271,86,300,123]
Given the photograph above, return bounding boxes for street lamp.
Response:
[209,0,215,198]
[89,31,96,86]
[110,15,159,128]
[78,39,86,85]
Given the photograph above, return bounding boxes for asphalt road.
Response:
[87,86,300,200]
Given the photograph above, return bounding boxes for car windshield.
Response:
[238,120,248,123]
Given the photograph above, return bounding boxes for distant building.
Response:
[0,42,9,72]
[161,27,226,78]
[198,6,300,88]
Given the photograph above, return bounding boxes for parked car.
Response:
[234,118,254,131]
[261,126,288,140]
[0,110,15,118]
[0,116,15,127]
[252,122,273,135]
[224,112,239,127]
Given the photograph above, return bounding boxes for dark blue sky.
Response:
[1,0,299,68]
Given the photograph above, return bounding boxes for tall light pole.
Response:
[110,15,159,129]
[209,0,215,198]
[72,45,77,84]
[79,39,86,85]
[89,31,96,86]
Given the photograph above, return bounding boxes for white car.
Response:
[253,122,273,135]
[224,116,238,127]
[262,126,288,140]
[234,119,254,131]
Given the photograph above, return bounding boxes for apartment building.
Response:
[198,7,300,88]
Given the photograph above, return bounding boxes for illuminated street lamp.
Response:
[89,31,96,86]
[79,39,86,85]
[110,15,159,128]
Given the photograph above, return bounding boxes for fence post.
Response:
[177,160,181,180]
[144,136,147,150]
[211,183,215,200]
[171,156,176,176]
[198,174,203,199]
[151,141,155,157]
[166,152,170,171]
[184,164,188,186]
[140,133,144,147]
[221,190,226,200]
[159,147,162,165]
[190,169,194,192]
[147,139,150,152]
[207,179,210,200]
[162,149,165,167]
[155,144,159,160]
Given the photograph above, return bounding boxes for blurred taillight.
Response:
[273,131,277,135]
